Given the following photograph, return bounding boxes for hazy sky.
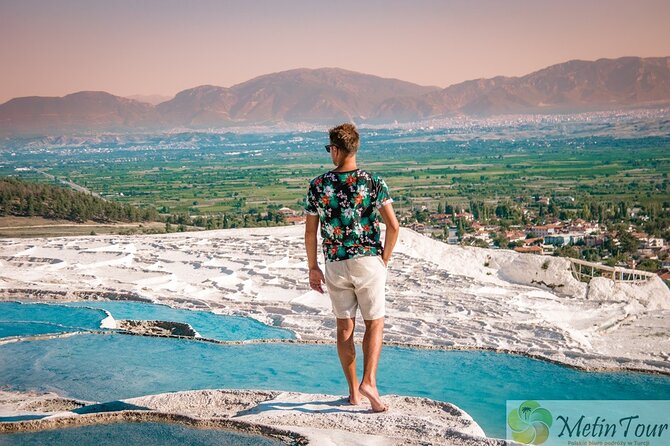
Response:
[1,0,669,103]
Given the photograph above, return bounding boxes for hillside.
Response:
[0,91,162,135]
[1,57,669,134]
[156,68,438,126]
[374,56,670,119]
[0,176,160,223]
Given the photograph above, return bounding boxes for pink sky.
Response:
[1,0,669,104]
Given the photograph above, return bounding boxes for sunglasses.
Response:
[325,144,339,153]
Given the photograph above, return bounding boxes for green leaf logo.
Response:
[507,400,553,445]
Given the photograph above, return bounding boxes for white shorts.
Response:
[324,255,387,320]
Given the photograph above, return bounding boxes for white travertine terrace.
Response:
[1,225,669,444]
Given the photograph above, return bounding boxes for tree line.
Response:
[0,176,160,223]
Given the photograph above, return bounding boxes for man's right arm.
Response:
[305,215,325,293]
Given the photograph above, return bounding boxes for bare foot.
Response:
[359,382,388,412]
[348,393,361,405]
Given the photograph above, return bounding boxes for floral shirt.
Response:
[304,169,393,262]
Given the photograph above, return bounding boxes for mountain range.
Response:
[1,56,669,135]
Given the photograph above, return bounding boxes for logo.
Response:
[507,400,553,445]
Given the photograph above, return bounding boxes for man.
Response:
[304,123,399,412]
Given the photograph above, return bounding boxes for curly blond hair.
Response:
[329,123,360,155]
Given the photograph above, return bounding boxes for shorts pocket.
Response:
[377,256,387,269]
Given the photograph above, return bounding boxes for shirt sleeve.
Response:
[375,177,393,209]
[304,183,319,215]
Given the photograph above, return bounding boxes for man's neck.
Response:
[333,156,358,172]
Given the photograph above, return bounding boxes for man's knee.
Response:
[364,317,384,331]
[336,317,356,340]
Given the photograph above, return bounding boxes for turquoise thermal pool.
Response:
[2,335,670,437]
